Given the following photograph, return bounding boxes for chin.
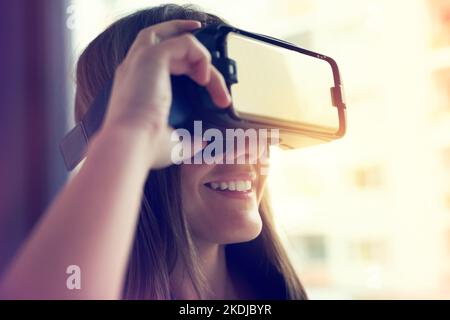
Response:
[214,213,263,245]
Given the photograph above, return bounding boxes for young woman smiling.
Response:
[0,4,307,300]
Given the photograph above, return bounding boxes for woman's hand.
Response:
[0,19,233,300]
[101,20,231,169]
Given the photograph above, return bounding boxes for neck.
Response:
[170,240,237,299]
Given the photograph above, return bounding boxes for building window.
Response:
[353,165,384,189]
[293,235,328,264]
[349,239,386,264]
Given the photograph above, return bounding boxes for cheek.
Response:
[179,164,207,215]
[179,164,264,244]
[180,165,220,240]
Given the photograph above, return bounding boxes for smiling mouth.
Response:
[204,180,253,193]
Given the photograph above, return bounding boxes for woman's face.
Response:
[180,146,268,245]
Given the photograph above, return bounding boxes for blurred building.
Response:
[268,0,450,299]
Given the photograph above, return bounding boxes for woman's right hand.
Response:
[101,20,232,169]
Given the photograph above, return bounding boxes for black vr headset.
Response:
[60,23,347,171]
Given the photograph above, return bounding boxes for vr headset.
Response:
[60,23,347,171]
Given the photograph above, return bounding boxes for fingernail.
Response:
[227,91,232,103]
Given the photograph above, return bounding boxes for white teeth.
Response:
[236,180,245,191]
[211,182,219,190]
[207,180,252,192]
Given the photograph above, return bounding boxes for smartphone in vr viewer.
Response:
[60,23,347,171]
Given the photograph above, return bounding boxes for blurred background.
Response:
[1,0,449,299]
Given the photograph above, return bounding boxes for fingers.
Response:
[127,20,202,58]
[159,33,232,108]
[148,20,202,40]
[161,33,212,84]
[205,66,232,108]
[124,19,231,109]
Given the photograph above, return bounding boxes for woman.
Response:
[0,4,307,300]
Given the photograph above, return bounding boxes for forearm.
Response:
[0,127,154,299]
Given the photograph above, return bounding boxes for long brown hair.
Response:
[74,3,307,300]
